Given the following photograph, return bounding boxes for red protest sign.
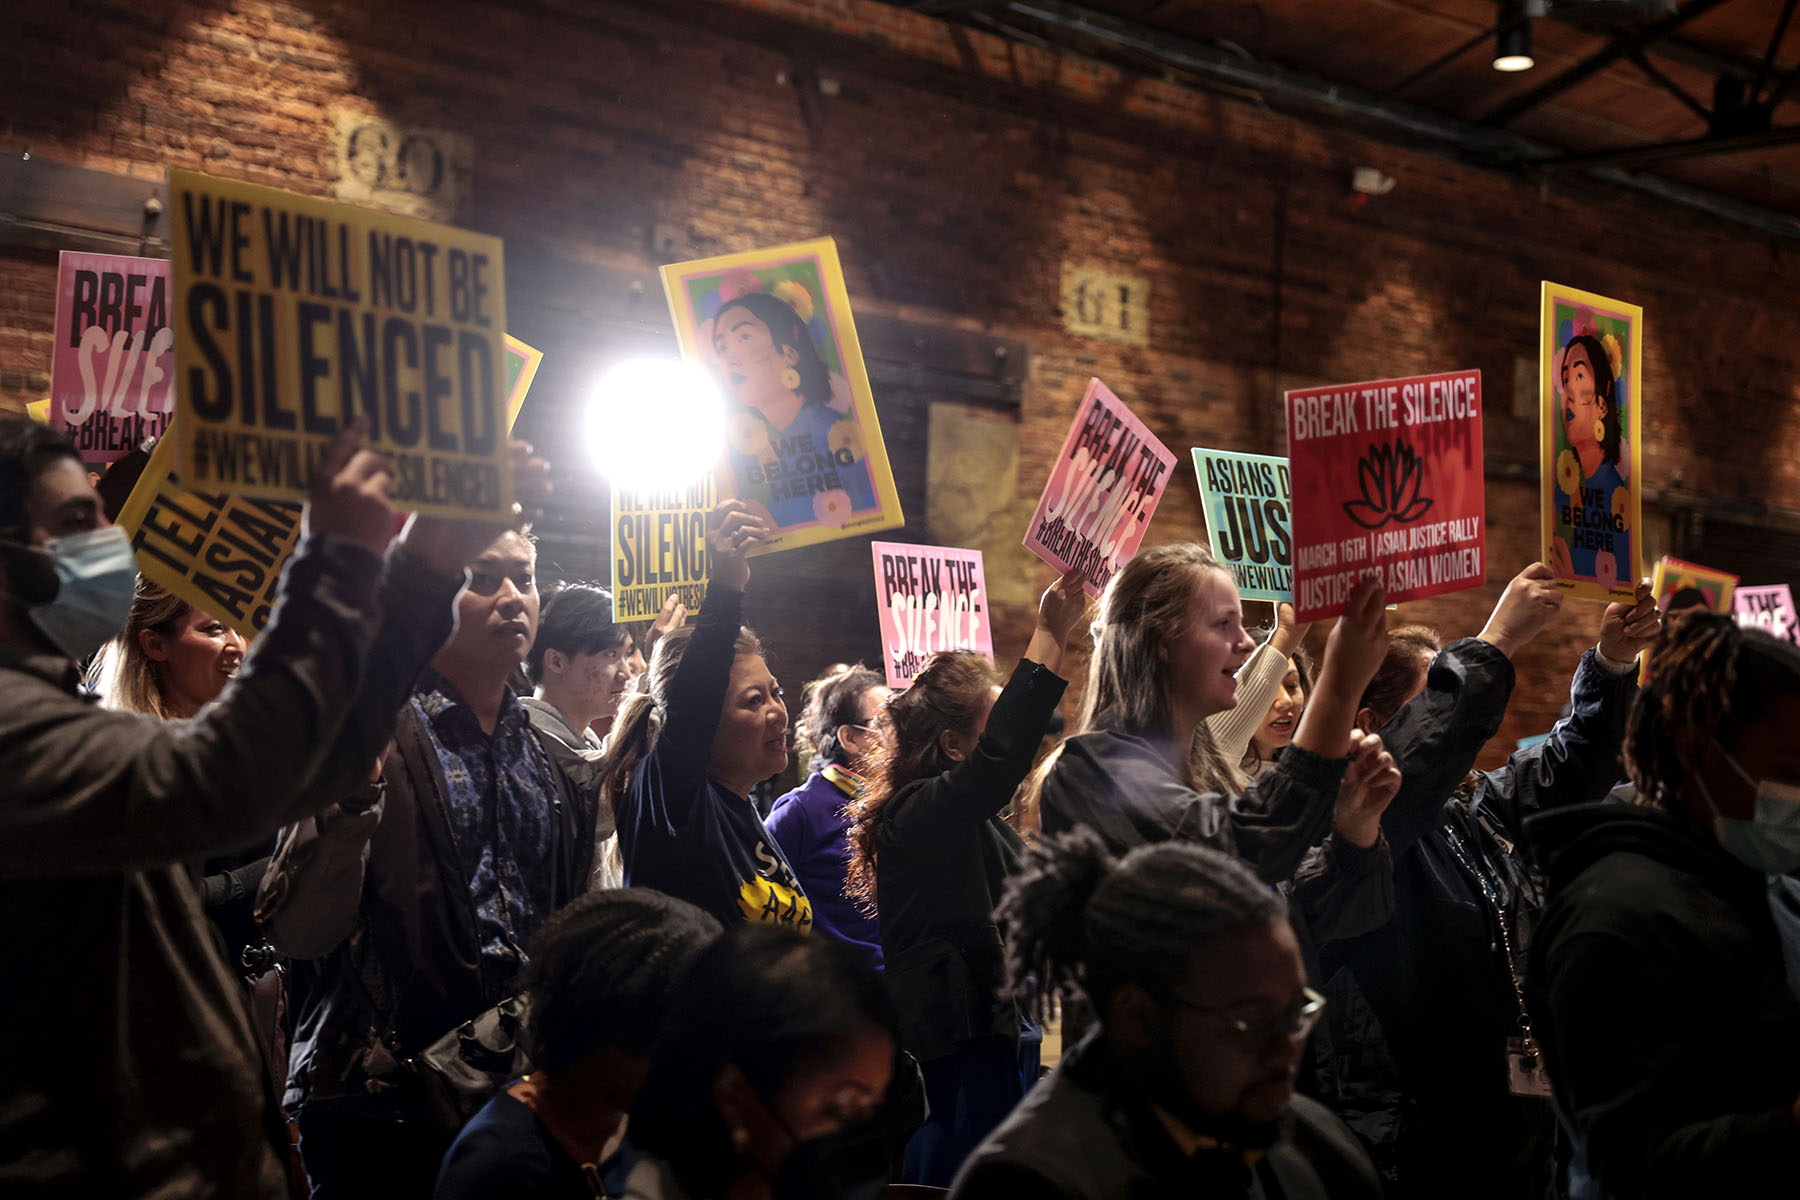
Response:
[1286,369,1486,622]
[1023,379,1176,597]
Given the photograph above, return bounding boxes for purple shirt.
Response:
[765,766,882,969]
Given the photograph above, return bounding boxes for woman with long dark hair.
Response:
[843,571,1086,1186]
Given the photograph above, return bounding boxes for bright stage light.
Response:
[585,358,726,492]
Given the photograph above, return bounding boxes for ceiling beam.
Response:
[1477,0,1736,128]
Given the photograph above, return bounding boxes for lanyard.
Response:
[1442,816,1537,1056]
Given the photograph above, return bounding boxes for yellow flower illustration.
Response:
[1556,449,1580,497]
[770,279,815,323]
[827,418,866,463]
[727,412,772,458]
[1611,488,1629,525]
[1601,332,1624,379]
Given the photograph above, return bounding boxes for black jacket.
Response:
[1524,802,1800,1199]
[951,1031,1383,1200]
[0,536,461,1197]
[1313,643,1636,1198]
[877,659,1066,1063]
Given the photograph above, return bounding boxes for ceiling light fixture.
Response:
[1494,4,1535,72]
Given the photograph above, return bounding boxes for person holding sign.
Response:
[1526,614,1800,1200]
[604,501,813,930]
[1310,569,1657,1200]
[0,415,538,1198]
[1029,544,1396,895]
[842,570,1085,1187]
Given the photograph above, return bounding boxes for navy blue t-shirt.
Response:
[435,1087,588,1199]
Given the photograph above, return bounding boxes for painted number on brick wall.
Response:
[1061,263,1148,347]
[330,109,473,224]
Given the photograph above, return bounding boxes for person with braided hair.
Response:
[951,830,1383,1199]
[435,889,724,1199]
[1525,612,1800,1200]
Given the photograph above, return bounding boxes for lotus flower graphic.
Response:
[1342,439,1434,531]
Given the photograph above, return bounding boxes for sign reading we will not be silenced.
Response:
[613,475,717,622]
[171,169,511,518]
[1024,379,1177,598]
[1286,369,1486,623]
[51,252,176,463]
[871,541,994,689]
[1192,448,1292,603]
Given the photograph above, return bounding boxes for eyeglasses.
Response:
[1172,986,1326,1045]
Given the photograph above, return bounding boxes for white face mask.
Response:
[21,526,139,662]
[1696,739,1800,876]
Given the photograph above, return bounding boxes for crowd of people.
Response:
[2,411,1798,1200]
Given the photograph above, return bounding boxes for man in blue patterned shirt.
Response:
[260,529,597,1199]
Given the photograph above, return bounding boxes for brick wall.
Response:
[4,0,1799,770]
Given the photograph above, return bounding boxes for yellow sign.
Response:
[611,475,715,621]
[117,433,300,640]
[170,168,511,518]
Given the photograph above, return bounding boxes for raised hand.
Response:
[1292,576,1388,759]
[1477,562,1564,659]
[396,440,552,576]
[1599,580,1660,663]
[303,418,397,558]
[646,593,689,661]
[1270,600,1314,658]
[1025,571,1088,675]
[706,499,773,594]
[1334,728,1400,849]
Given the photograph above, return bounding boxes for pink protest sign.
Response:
[870,541,994,689]
[50,251,175,463]
[1734,584,1797,645]
[1023,379,1176,597]
[1286,369,1486,622]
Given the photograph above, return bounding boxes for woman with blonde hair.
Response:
[1034,543,1395,884]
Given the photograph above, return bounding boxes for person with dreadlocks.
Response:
[434,889,724,1199]
[1307,566,1659,1199]
[951,830,1383,1199]
[843,569,1086,1187]
[1522,611,1800,1199]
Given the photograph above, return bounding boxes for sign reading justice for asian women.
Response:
[1024,379,1176,598]
[170,169,512,518]
[870,541,995,689]
[1286,369,1486,623]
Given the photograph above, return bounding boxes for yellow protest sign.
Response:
[612,475,716,620]
[170,169,511,518]
[118,433,301,640]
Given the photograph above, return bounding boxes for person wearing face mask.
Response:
[259,528,600,1199]
[603,501,812,929]
[0,416,544,1197]
[765,662,888,967]
[952,829,1383,1199]
[1525,612,1800,1199]
[525,582,641,887]
[623,924,901,1200]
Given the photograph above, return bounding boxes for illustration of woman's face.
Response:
[712,306,797,417]
[1560,342,1607,448]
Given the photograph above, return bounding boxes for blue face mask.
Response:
[22,526,139,661]
[1696,739,1800,876]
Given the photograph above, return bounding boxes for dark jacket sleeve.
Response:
[1373,637,1516,858]
[1537,925,1800,1197]
[202,855,272,910]
[1472,648,1636,841]
[1288,833,1395,946]
[637,585,745,826]
[884,660,1066,837]
[0,535,457,877]
[1231,747,1358,884]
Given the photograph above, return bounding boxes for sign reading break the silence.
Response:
[50,251,176,463]
[1192,448,1292,603]
[1024,379,1177,597]
[1286,369,1486,622]
[1735,584,1798,645]
[870,541,994,689]
[170,169,512,519]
